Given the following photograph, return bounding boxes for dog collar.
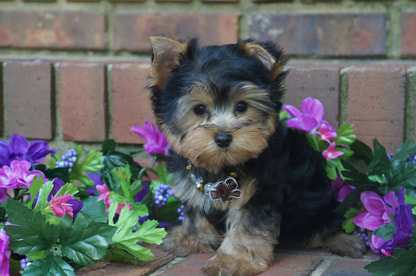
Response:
[186,162,241,202]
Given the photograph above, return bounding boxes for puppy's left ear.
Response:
[149,36,189,88]
[240,41,287,80]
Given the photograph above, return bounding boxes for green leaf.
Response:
[27,175,44,209]
[109,203,166,262]
[111,165,133,202]
[79,196,108,223]
[22,255,75,276]
[365,247,416,276]
[33,181,54,213]
[59,213,116,266]
[342,207,360,233]
[334,124,356,146]
[374,223,397,241]
[391,140,416,162]
[305,133,319,151]
[155,162,172,184]
[350,139,373,165]
[368,139,391,176]
[4,199,59,255]
[70,150,104,186]
[26,250,48,261]
[102,139,117,154]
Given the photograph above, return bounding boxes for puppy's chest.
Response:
[172,166,256,212]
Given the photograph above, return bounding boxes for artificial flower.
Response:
[131,121,170,156]
[330,174,355,202]
[369,233,387,254]
[0,160,45,202]
[353,191,398,231]
[282,97,324,133]
[0,229,11,276]
[380,188,413,255]
[0,134,56,167]
[96,184,131,214]
[317,121,337,143]
[322,142,344,160]
[47,178,83,218]
[49,194,74,217]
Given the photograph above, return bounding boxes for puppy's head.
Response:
[148,37,287,172]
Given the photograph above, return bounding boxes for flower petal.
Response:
[282,104,302,118]
[9,134,28,157]
[301,97,324,122]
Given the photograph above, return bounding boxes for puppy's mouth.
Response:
[172,122,271,172]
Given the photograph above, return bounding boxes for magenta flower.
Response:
[369,234,387,254]
[0,160,45,202]
[353,191,398,231]
[0,229,11,276]
[0,134,56,167]
[322,142,344,160]
[50,194,74,217]
[131,121,170,156]
[283,97,324,133]
[317,121,337,143]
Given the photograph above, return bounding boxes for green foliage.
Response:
[365,247,416,276]
[342,207,360,233]
[108,202,166,263]
[22,255,75,276]
[374,223,397,241]
[70,147,104,187]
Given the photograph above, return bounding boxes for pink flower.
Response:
[97,184,112,210]
[0,229,11,276]
[96,184,131,215]
[131,121,170,156]
[369,233,387,254]
[353,191,398,231]
[317,121,337,143]
[0,160,45,202]
[322,142,344,160]
[283,97,324,133]
[50,194,74,218]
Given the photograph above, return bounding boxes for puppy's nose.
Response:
[214,132,233,148]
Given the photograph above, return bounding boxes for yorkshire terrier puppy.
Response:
[148,37,365,275]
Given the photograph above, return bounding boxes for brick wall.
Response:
[1,0,416,154]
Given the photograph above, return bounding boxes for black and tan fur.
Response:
[148,37,365,275]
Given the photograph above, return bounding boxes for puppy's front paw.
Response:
[159,226,217,257]
[202,253,266,276]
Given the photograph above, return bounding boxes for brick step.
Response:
[75,245,378,276]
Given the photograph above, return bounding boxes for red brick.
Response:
[285,66,340,128]
[249,13,387,56]
[260,253,322,276]
[113,13,238,52]
[59,63,107,142]
[4,61,53,139]
[322,258,372,276]
[346,66,406,153]
[111,63,155,144]
[158,253,213,275]
[401,12,416,56]
[0,63,3,137]
[0,11,105,50]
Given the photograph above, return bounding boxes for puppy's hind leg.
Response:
[305,229,367,258]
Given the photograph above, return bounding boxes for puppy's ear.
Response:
[240,41,286,80]
[149,37,189,88]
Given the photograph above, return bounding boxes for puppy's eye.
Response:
[193,104,207,115]
[235,101,248,113]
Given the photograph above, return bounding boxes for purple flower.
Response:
[380,188,413,255]
[283,97,324,133]
[0,160,45,202]
[330,175,355,202]
[0,229,11,276]
[0,134,56,167]
[354,191,398,231]
[131,121,170,156]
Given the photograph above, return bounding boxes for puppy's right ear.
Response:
[149,37,189,89]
